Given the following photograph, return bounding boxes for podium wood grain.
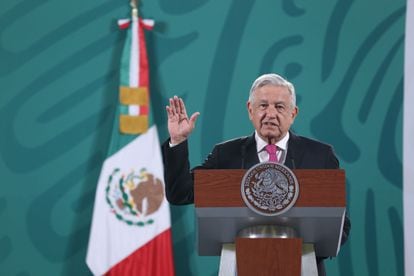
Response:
[236,237,302,276]
[194,169,345,207]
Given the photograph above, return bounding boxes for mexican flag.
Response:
[86,11,175,276]
[404,1,414,275]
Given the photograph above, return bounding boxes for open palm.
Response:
[166,96,200,145]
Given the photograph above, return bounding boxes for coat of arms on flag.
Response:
[86,1,175,275]
[106,167,165,226]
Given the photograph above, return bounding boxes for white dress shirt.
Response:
[255,131,289,163]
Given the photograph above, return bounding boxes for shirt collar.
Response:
[255,131,290,152]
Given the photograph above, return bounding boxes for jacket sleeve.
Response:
[161,139,194,205]
[325,145,340,169]
[161,139,220,205]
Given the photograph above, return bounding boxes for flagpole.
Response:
[130,0,138,18]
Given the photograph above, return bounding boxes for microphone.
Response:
[291,158,296,169]
[241,144,246,169]
[267,137,273,145]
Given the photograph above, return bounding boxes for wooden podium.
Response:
[194,169,346,276]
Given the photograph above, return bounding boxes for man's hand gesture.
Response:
[166,96,200,145]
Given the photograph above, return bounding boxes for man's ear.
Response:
[291,106,299,119]
[247,101,253,120]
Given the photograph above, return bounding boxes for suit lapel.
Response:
[242,133,259,169]
[285,131,305,169]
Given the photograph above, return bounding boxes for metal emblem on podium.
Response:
[241,162,299,216]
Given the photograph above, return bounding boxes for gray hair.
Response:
[248,73,296,107]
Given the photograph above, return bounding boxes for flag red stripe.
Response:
[119,22,130,29]
[138,19,150,88]
[139,105,148,115]
[105,229,175,276]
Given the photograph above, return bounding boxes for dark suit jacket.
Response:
[161,131,350,275]
[162,131,339,205]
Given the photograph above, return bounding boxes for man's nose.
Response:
[265,106,278,117]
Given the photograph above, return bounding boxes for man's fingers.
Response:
[169,97,177,114]
[168,96,196,124]
[189,112,200,126]
[173,96,182,114]
[166,106,173,118]
[179,98,187,116]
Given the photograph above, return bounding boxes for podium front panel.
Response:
[194,169,346,257]
[196,206,346,257]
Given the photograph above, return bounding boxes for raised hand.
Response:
[166,96,200,145]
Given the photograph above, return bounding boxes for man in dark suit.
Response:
[162,73,350,275]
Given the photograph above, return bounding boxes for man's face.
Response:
[247,85,298,144]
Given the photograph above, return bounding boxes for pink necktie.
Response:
[265,144,279,163]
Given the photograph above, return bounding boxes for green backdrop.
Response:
[0,0,405,275]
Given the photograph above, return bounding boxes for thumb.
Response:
[189,112,200,127]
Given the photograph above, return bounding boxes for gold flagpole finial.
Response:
[130,0,138,18]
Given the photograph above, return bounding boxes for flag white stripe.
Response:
[404,1,414,275]
[129,16,139,87]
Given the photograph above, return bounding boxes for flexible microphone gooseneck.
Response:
[291,158,296,169]
[241,145,246,169]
